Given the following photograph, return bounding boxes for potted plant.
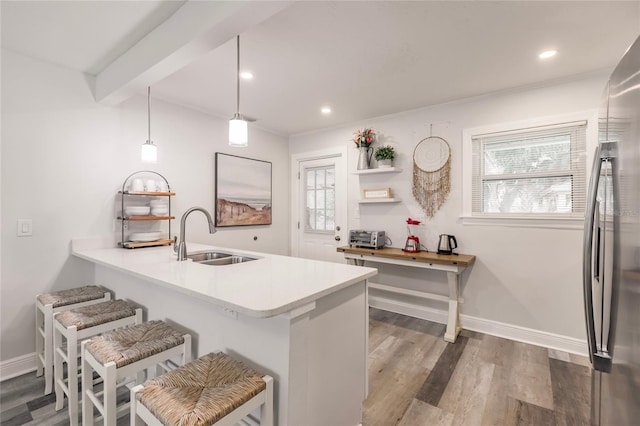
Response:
[374,145,395,167]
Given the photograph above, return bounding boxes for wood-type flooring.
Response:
[364,308,592,425]
[0,308,592,425]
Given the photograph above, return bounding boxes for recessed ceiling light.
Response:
[321,107,332,115]
[538,50,558,60]
[240,71,253,80]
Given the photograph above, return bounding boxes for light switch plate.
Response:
[17,219,32,237]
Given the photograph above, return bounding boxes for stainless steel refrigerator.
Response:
[584,34,640,425]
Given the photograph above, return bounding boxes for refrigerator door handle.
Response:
[583,145,614,373]
[583,146,601,368]
[594,203,601,281]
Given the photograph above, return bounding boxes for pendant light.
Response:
[229,35,248,147]
[141,86,158,162]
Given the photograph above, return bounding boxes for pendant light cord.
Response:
[147,86,151,142]
[236,35,241,115]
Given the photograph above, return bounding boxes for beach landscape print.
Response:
[215,153,272,226]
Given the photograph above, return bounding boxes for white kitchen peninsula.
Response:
[71,240,377,425]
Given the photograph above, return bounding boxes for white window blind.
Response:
[471,121,587,217]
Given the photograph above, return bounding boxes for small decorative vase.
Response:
[378,159,393,168]
[357,146,373,170]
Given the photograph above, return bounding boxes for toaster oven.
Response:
[349,230,386,249]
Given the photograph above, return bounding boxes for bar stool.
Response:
[36,285,111,394]
[81,320,192,426]
[53,299,142,426]
[131,352,273,426]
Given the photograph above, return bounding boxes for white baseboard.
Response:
[369,295,588,356]
[0,352,37,382]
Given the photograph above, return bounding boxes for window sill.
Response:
[459,215,584,230]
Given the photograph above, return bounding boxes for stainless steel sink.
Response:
[198,255,258,266]
[187,251,258,265]
[187,251,232,262]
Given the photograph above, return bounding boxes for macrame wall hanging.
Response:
[412,126,451,217]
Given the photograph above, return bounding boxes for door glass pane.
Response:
[306,170,315,189]
[304,165,335,233]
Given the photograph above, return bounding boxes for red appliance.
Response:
[403,218,421,253]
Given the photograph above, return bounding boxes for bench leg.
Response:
[444,272,461,343]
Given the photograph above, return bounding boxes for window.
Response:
[464,119,589,222]
[305,165,335,233]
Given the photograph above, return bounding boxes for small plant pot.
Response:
[378,159,393,168]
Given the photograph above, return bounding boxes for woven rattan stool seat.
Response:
[86,320,186,369]
[137,352,266,426]
[55,300,137,331]
[37,285,107,308]
[53,300,141,425]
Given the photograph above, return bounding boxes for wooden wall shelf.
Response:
[352,167,402,175]
[358,198,401,204]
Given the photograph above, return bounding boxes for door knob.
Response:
[335,235,341,241]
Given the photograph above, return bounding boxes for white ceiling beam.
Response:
[94,0,292,105]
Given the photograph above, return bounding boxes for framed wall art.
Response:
[214,153,272,227]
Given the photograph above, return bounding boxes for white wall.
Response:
[290,72,610,344]
[0,49,289,362]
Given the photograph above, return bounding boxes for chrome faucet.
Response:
[175,207,217,261]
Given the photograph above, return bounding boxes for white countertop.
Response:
[71,241,377,318]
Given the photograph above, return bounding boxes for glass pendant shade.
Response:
[229,113,248,147]
[141,140,157,163]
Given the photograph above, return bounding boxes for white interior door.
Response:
[292,151,347,262]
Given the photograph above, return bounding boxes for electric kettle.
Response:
[437,234,457,255]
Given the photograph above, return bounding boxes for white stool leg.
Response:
[36,303,44,377]
[43,303,54,394]
[67,326,79,426]
[53,320,65,411]
[104,361,117,426]
[262,375,274,426]
[81,341,94,426]
[183,334,192,364]
[130,385,144,426]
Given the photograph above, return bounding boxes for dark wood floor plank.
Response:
[0,403,32,426]
[415,336,468,406]
[0,374,47,413]
[25,392,56,412]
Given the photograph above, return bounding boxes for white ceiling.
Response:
[2,1,639,136]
